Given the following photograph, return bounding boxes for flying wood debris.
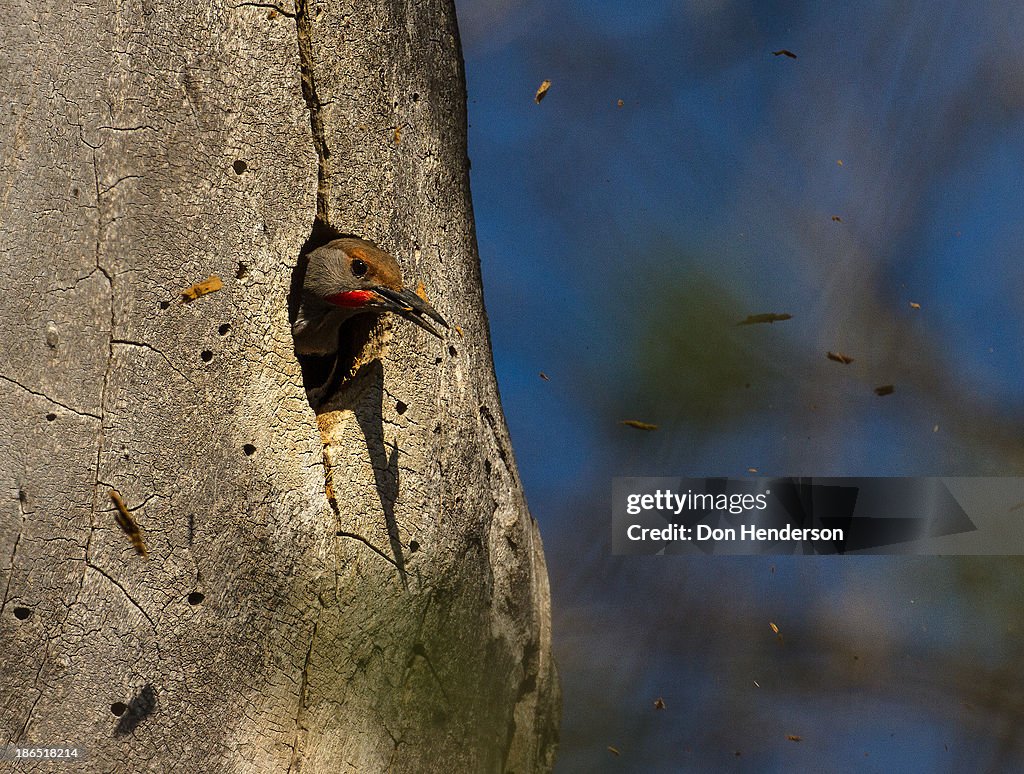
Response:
[832,215,843,222]
[769,622,780,635]
[534,79,552,103]
[109,489,147,557]
[737,313,792,325]
[909,301,921,309]
[539,372,550,381]
[180,275,223,303]
[607,747,620,757]
[772,49,798,58]
[617,99,624,108]
[620,420,658,431]
[653,698,666,710]
[874,384,895,396]
[786,735,803,742]
[827,351,854,364]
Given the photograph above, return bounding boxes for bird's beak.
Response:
[372,286,449,339]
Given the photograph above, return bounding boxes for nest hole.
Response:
[289,222,387,411]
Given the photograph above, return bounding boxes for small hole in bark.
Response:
[200,350,213,363]
[18,490,27,503]
[448,346,457,357]
[409,540,419,552]
[46,413,56,422]
[434,424,441,434]
[232,160,247,174]
[236,262,249,279]
[72,187,80,197]
[13,607,32,620]
[484,459,491,474]
[243,444,256,456]
[218,323,231,336]
[110,702,128,716]
[187,592,205,605]
[159,300,170,310]
[395,401,408,415]
[411,92,420,101]
[434,357,442,365]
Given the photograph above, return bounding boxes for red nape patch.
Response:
[326,290,374,307]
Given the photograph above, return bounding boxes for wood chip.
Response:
[607,746,620,757]
[109,489,147,557]
[534,79,552,103]
[415,281,429,302]
[181,275,223,302]
[832,215,842,222]
[617,99,624,108]
[909,301,921,309]
[620,420,658,431]
[826,351,854,364]
[539,372,550,381]
[737,313,792,325]
[786,735,803,742]
[769,622,779,634]
[772,49,797,58]
[874,384,895,396]
[653,698,666,710]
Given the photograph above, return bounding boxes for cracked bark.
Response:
[0,0,558,772]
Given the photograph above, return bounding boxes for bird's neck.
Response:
[293,295,358,356]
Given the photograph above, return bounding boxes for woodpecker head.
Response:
[292,237,448,356]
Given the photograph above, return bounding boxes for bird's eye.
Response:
[351,259,368,278]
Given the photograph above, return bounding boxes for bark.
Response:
[0,1,559,771]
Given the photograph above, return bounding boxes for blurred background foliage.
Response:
[456,0,1024,770]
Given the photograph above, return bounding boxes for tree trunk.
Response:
[0,1,559,771]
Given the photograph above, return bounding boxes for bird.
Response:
[292,236,448,356]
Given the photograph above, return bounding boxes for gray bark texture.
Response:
[0,1,559,771]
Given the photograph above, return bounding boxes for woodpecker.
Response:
[293,237,448,356]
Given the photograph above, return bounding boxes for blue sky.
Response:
[458,0,1024,769]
